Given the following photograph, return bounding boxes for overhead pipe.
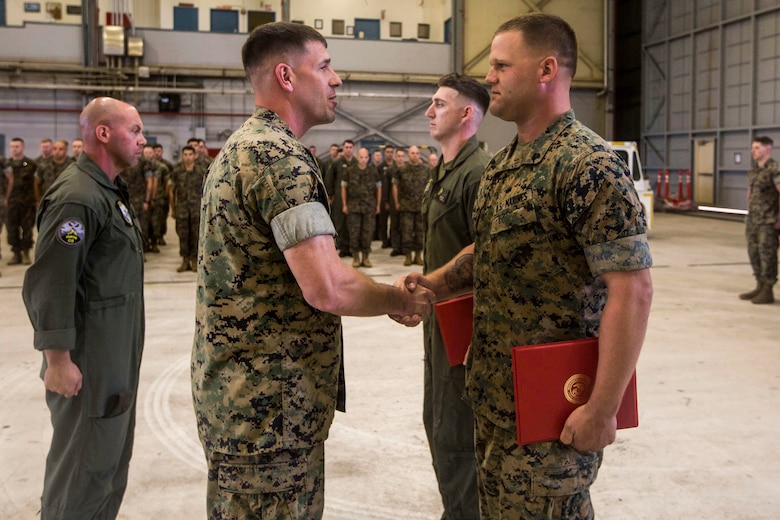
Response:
[0,80,433,99]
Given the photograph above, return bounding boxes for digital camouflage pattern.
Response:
[206,445,324,519]
[192,107,341,461]
[5,156,38,254]
[0,156,6,241]
[170,161,207,218]
[468,111,651,517]
[150,160,171,243]
[36,158,74,197]
[121,158,154,244]
[392,162,429,212]
[6,156,37,205]
[747,157,780,224]
[342,162,380,214]
[325,156,355,253]
[475,415,600,519]
[343,163,379,254]
[170,162,207,258]
[394,162,428,252]
[745,157,780,284]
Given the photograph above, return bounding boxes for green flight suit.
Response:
[421,135,490,519]
[22,153,145,520]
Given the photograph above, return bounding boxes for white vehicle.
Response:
[609,141,654,229]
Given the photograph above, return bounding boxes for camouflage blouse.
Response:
[192,108,340,456]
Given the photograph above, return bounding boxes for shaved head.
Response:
[80,97,135,147]
[78,97,146,179]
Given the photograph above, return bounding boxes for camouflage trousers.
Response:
[347,211,375,255]
[150,198,169,242]
[0,202,5,259]
[205,444,324,520]
[745,220,779,285]
[6,200,35,253]
[175,210,200,259]
[399,210,424,253]
[474,414,601,519]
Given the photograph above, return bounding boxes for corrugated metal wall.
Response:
[642,0,780,210]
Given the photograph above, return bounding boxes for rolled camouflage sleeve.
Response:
[584,234,652,275]
[271,202,335,251]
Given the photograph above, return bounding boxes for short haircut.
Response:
[152,143,163,150]
[143,144,154,149]
[40,138,53,144]
[753,136,774,147]
[495,13,578,76]
[12,137,24,144]
[242,22,327,78]
[438,72,490,115]
[342,139,354,146]
[182,145,196,154]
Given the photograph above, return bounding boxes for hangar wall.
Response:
[0,1,609,160]
[642,0,780,210]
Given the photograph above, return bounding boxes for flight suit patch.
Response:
[57,218,85,246]
[116,200,134,227]
[435,186,450,204]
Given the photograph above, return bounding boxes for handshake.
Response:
[389,272,435,327]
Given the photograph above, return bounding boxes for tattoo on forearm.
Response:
[444,254,473,292]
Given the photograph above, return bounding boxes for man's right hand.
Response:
[43,350,83,398]
[389,273,434,327]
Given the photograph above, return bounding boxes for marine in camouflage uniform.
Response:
[148,158,170,250]
[169,149,206,271]
[120,157,155,251]
[325,142,356,256]
[192,107,343,519]
[192,24,435,519]
[0,155,7,262]
[5,147,38,265]
[468,111,652,518]
[392,146,428,265]
[341,148,380,267]
[153,145,174,244]
[739,136,780,304]
[36,155,73,203]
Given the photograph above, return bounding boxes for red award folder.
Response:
[433,294,473,366]
[511,337,638,445]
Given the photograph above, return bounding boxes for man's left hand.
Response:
[559,402,617,452]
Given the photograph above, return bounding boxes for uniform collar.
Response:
[77,153,126,192]
[438,135,481,181]
[493,110,577,171]
[254,106,298,142]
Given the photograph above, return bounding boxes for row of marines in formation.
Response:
[1,137,211,274]
[4,134,439,276]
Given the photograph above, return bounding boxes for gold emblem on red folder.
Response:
[564,374,592,405]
